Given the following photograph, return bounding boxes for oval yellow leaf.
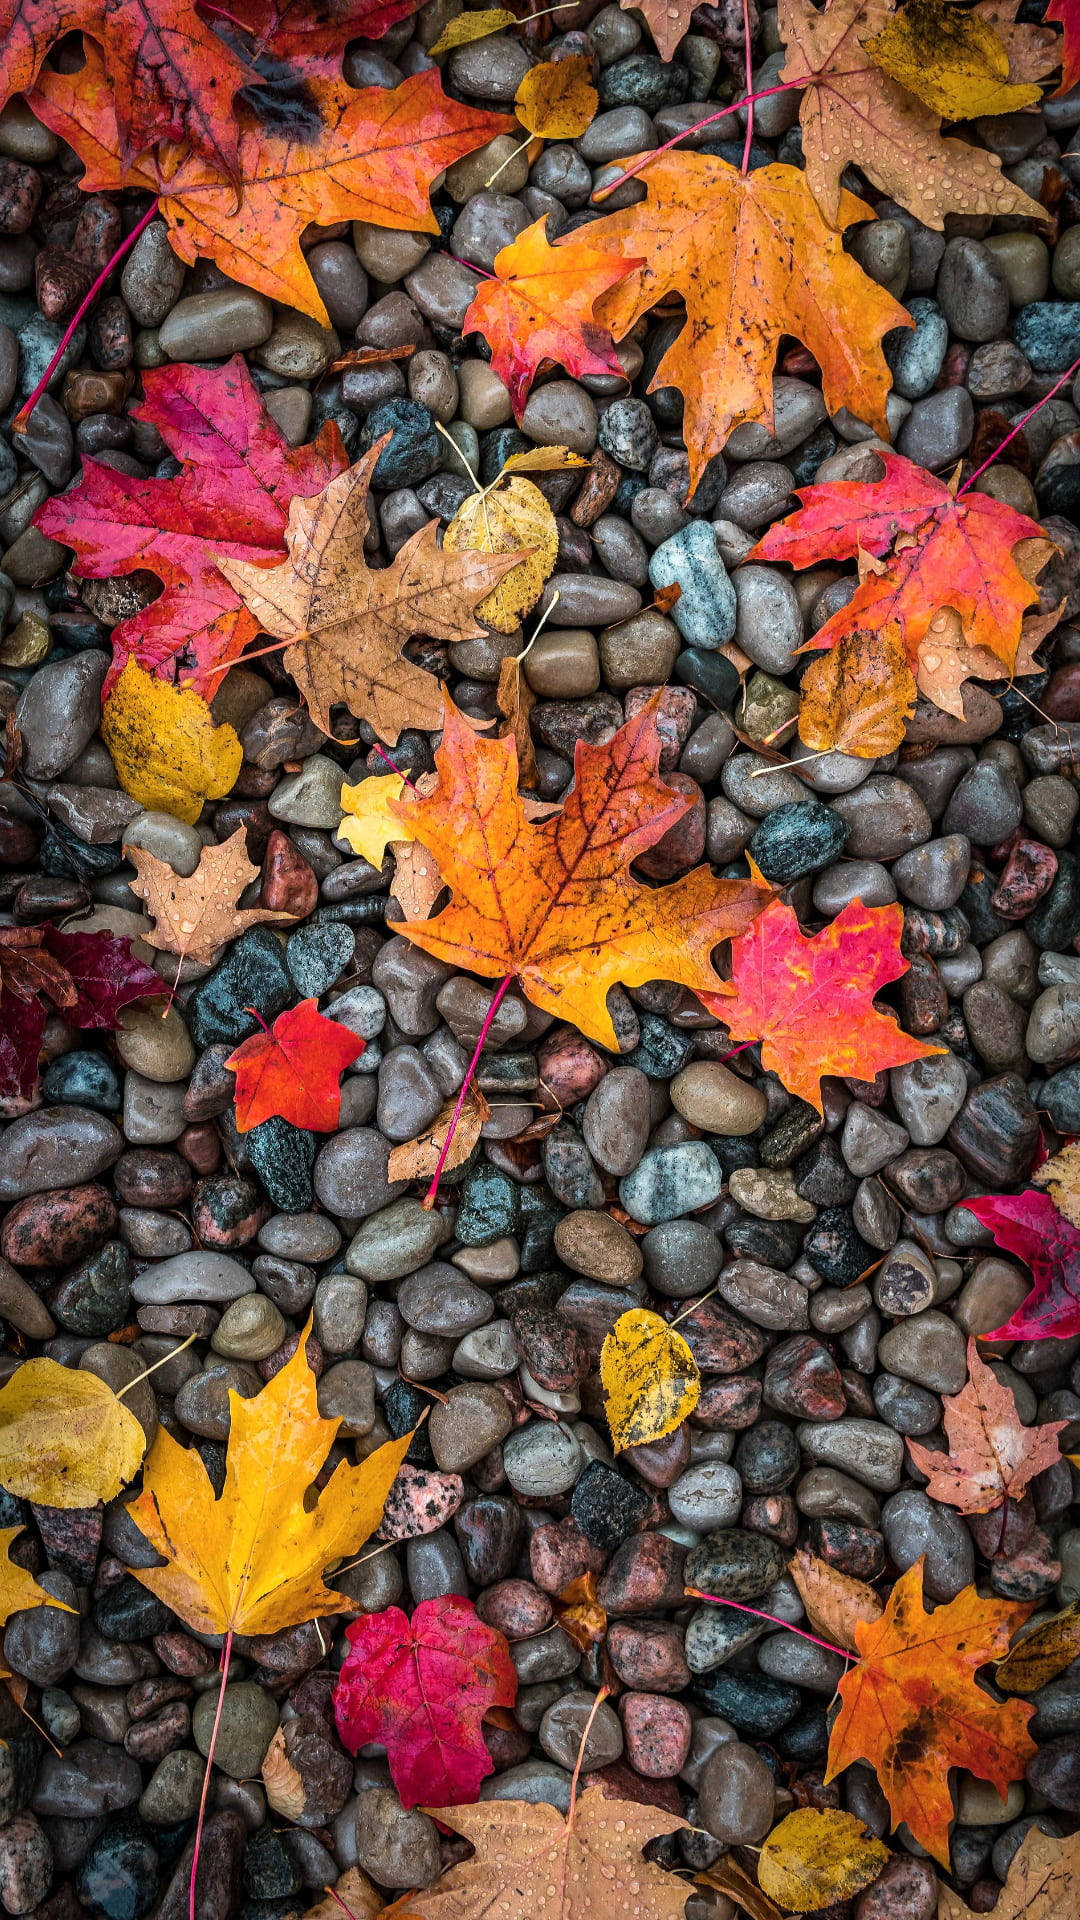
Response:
[996,1600,1080,1693]
[758,1809,889,1912]
[428,7,517,56]
[102,658,243,825]
[515,55,598,139]
[444,475,555,635]
[864,0,1042,121]
[339,772,413,866]
[600,1308,700,1452]
[0,1358,146,1507]
[798,626,916,759]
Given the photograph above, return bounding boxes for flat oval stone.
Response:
[130,1251,256,1305]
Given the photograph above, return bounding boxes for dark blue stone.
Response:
[749,800,848,884]
[285,921,354,997]
[42,1049,122,1112]
[187,927,293,1048]
[246,1116,316,1212]
[362,398,441,488]
[1013,301,1080,373]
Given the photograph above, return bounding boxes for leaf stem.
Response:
[190,1627,234,1920]
[590,73,855,201]
[959,350,1080,494]
[684,1587,852,1661]
[741,0,755,176]
[568,1686,610,1828]
[115,1328,198,1400]
[369,741,421,794]
[424,972,514,1208]
[14,199,159,432]
[243,1004,272,1036]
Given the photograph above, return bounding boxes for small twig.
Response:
[14,200,159,432]
[568,1686,610,1825]
[115,1329,198,1400]
[670,1283,719,1326]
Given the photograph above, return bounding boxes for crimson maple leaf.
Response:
[225,999,365,1132]
[962,1192,1080,1340]
[35,357,348,700]
[1046,0,1080,91]
[0,927,165,1103]
[334,1595,517,1807]
[699,897,942,1113]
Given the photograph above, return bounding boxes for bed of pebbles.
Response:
[1,2,1080,1917]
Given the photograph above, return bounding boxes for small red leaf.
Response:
[225,999,365,1133]
[333,1594,517,1808]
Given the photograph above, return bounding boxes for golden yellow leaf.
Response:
[0,1526,77,1678]
[600,1308,700,1452]
[758,1809,889,1912]
[789,1548,884,1654]
[0,1358,146,1507]
[501,447,589,475]
[125,1320,411,1636]
[1033,1138,1080,1229]
[339,773,413,867]
[515,55,598,139]
[995,1600,1080,1693]
[443,474,556,636]
[864,0,1042,120]
[102,658,242,826]
[386,1087,492,1185]
[429,8,517,56]
[798,627,917,759]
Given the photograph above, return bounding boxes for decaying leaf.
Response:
[102,658,242,825]
[1033,1137,1080,1228]
[825,1559,1036,1865]
[217,440,525,743]
[443,471,556,636]
[226,1000,367,1133]
[995,1601,1080,1693]
[554,1573,607,1651]
[696,1859,783,1920]
[0,1358,146,1508]
[590,155,910,494]
[701,897,942,1114]
[496,650,539,790]
[757,1808,889,1912]
[126,1323,412,1636]
[915,593,1060,721]
[600,1308,701,1452]
[798,626,916,758]
[126,826,296,967]
[624,0,695,63]
[863,0,1043,118]
[462,220,635,419]
[778,0,1045,228]
[402,1785,689,1920]
[789,1549,884,1654]
[261,1724,308,1823]
[515,55,598,138]
[937,1827,1080,1920]
[906,1337,1065,1515]
[390,694,771,1050]
[386,1087,492,1184]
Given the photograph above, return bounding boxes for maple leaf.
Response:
[940,1828,1080,1920]
[1047,0,1080,90]
[126,1323,412,1636]
[751,450,1050,673]
[463,219,636,420]
[589,156,910,494]
[0,925,165,1102]
[389,694,772,1051]
[216,0,417,73]
[623,0,695,63]
[798,626,916,758]
[126,825,297,968]
[777,0,1045,229]
[27,54,513,324]
[825,1559,1036,1865]
[962,1191,1080,1340]
[906,1336,1066,1514]
[862,0,1043,118]
[35,357,348,700]
[334,1594,518,1807]
[226,999,366,1132]
[216,439,526,744]
[699,897,941,1114]
[401,1783,689,1920]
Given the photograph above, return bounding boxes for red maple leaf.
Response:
[750,450,1048,670]
[334,1595,518,1808]
[225,998,365,1132]
[35,357,348,700]
[1046,0,1080,92]
[962,1191,1080,1340]
[213,0,416,73]
[699,896,941,1113]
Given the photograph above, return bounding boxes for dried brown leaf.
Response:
[789,1548,884,1653]
[125,826,296,967]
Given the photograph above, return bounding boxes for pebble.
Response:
[619,1142,723,1224]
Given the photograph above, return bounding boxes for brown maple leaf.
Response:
[125,826,297,968]
[216,439,527,744]
[778,0,1046,229]
[0,927,78,1011]
[907,1336,1066,1515]
[939,1825,1080,1920]
[405,1783,689,1920]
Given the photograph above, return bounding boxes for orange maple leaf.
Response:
[907,1336,1066,1515]
[27,50,512,324]
[588,155,910,494]
[389,694,772,1051]
[826,1559,1036,1866]
[752,451,1051,672]
[699,896,942,1114]
[462,217,639,419]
